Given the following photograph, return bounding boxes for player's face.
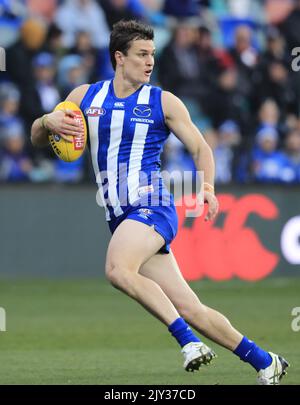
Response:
[121,40,155,85]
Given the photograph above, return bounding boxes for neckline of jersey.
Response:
[110,79,145,101]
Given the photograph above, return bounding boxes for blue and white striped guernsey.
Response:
[80,79,172,222]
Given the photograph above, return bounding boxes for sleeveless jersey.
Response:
[80,79,172,221]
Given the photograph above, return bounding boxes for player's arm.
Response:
[30,84,90,147]
[161,91,218,221]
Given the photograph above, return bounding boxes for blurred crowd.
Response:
[0,0,300,185]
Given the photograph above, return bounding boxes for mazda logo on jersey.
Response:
[85,107,106,116]
[133,106,152,118]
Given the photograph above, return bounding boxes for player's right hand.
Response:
[43,109,84,143]
[204,191,219,221]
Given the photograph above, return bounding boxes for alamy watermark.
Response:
[95,168,206,218]
[291,47,300,72]
[0,307,6,332]
[291,307,300,332]
[0,47,6,71]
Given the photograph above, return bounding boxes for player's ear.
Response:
[115,51,124,67]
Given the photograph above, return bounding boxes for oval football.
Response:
[48,100,87,162]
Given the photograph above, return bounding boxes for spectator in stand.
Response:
[279,0,300,52]
[251,126,285,183]
[69,31,101,83]
[136,0,167,26]
[45,23,65,60]
[162,0,200,17]
[6,18,47,90]
[215,120,241,184]
[260,26,290,67]
[26,0,58,23]
[11,52,61,165]
[55,0,110,49]
[229,25,258,68]
[228,25,258,100]
[264,0,294,26]
[6,18,49,136]
[236,99,283,184]
[20,52,60,133]
[0,82,21,133]
[204,67,250,132]
[197,25,233,72]
[281,128,300,183]
[255,98,286,140]
[158,21,203,101]
[57,54,88,99]
[254,57,298,119]
[99,0,144,30]
[195,25,235,98]
[204,120,241,184]
[32,52,60,113]
[0,119,33,182]
[0,0,26,24]
[53,155,85,183]
[252,26,297,118]
[258,99,280,128]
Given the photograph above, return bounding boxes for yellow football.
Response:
[48,101,87,162]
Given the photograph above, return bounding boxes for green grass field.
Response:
[0,278,299,385]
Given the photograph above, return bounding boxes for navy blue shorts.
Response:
[108,203,178,254]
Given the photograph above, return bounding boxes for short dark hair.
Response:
[109,20,154,70]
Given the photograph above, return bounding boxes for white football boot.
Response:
[257,352,289,385]
[182,342,217,372]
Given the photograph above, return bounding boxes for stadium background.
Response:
[0,0,299,385]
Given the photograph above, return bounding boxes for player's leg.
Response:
[105,219,177,325]
[140,250,242,350]
[140,250,289,383]
[105,219,204,358]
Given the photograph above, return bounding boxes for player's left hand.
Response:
[204,191,219,221]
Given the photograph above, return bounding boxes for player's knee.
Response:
[105,262,121,287]
[105,262,134,291]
